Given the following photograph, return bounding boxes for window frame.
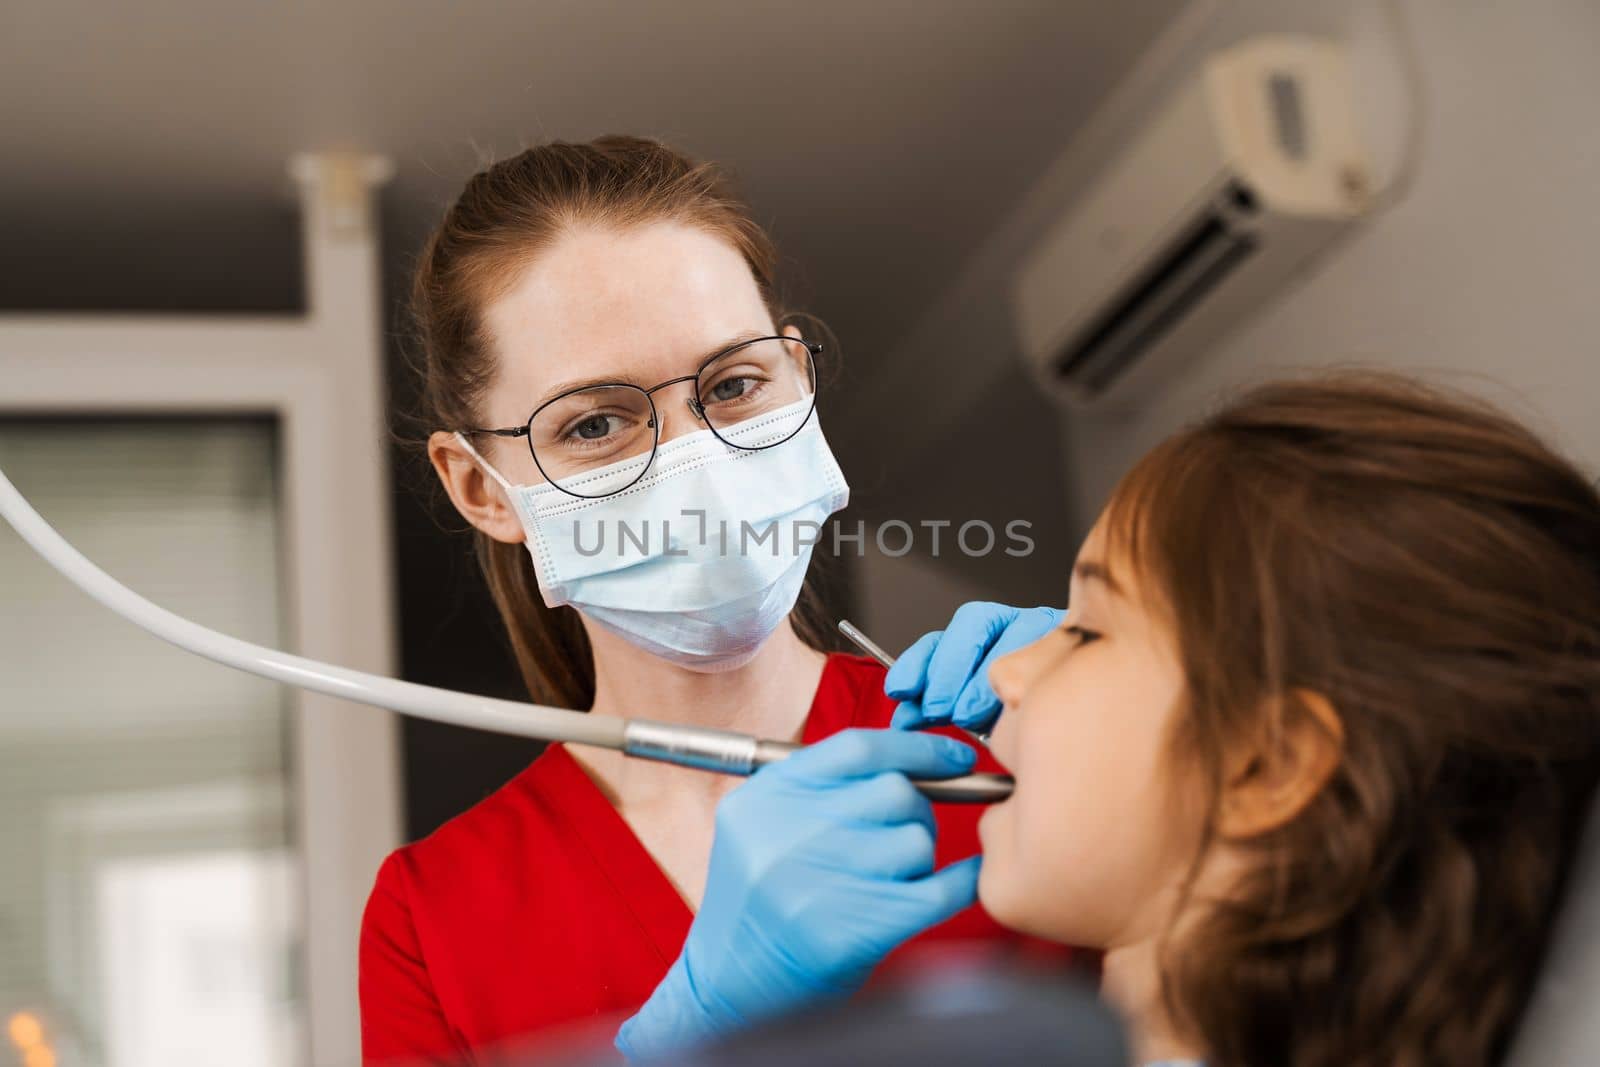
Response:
[0,153,402,1067]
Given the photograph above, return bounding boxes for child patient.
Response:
[977,373,1600,1067]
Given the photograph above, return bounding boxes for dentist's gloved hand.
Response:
[887,602,1065,734]
[614,728,982,1060]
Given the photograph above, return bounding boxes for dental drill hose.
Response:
[0,465,1013,803]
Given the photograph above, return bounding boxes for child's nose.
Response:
[989,636,1057,708]
[989,648,1026,708]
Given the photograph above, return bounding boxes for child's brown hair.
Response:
[1106,372,1600,1066]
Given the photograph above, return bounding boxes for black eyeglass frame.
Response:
[463,335,822,499]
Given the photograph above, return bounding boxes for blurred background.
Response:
[2,0,1598,1064]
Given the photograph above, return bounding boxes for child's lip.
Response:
[982,710,1018,775]
[979,786,1013,824]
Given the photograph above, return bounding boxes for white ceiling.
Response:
[0,0,1187,362]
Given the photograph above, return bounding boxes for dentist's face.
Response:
[472,221,780,485]
[977,518,1202,949]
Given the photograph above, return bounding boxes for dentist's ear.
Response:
[1217,689,1345,839]
[428,431,527,544]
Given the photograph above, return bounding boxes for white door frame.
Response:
[0,153,402,1067]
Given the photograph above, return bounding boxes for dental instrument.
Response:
[836,619,897,671]
[0,465,1013,803]
[837,619,1002,749]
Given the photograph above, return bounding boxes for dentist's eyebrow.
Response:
[533,330,774,408]
[1073,560,1123,595]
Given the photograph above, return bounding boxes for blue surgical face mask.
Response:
[458,399,849,672]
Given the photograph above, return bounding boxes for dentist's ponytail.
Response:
[407,136,835,707]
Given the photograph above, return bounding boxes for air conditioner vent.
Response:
[1053,183,1258,397]
[1012,35,1372,408]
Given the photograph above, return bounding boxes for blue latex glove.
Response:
[886,602,1065,734]
[614,728,982,1060]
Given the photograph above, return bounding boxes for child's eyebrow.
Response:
[1073,559,1122,595]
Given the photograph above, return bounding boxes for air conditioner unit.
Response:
[1012,35,1374,407]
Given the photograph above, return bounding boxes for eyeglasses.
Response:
[464,335,821,499]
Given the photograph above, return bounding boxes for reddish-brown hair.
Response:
[409,136,835,707]
[1105,372,1600,1066]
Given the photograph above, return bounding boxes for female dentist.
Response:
[356,136,1066,1064]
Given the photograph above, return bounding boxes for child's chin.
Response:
[979,862,1092,945]
[975,855,1028,931]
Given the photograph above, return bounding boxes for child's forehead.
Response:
[1072,516,1129,591]
[1072,512,1170,619]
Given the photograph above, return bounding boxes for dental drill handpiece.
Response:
[0,464,1012,803]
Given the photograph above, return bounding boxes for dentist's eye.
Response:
[1063,624,1101,647]
[572,414,621,440]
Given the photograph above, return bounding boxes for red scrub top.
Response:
[360,653,1064,1064]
